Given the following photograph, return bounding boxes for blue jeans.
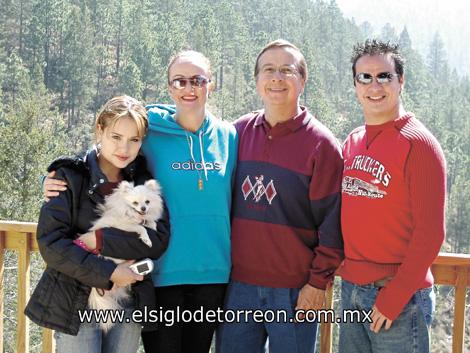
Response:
[54,308,141,353]
[216,281,318,353]
[339,280,435,353]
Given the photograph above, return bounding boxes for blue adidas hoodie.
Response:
[142,104,237,286]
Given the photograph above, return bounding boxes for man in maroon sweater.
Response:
[338,39,446,353]
[217,40,343,353]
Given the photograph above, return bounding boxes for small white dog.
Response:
[87,179,163,331]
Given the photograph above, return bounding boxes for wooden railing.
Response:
[321,254,470,353]
[0,221,55,353]
[1,220,469,353]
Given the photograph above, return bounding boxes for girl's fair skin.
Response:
[96,117,143,182]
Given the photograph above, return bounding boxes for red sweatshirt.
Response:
[339,113,446,320]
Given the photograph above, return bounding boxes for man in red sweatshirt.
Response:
[338,39,446,353]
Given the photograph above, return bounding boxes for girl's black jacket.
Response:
[24,148,170,335]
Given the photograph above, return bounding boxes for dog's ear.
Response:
[144,179,160,192]
[118,181,134,193]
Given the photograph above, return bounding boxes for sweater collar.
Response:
[365,112,414,133]
[364,113,414,149]
[254,106,311,132]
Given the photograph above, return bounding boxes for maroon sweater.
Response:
[230,108,344,290]
[339,113,446,320]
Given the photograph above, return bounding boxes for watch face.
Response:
[137,263,149,273]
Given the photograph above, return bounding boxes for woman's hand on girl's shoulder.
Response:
[43,170,68,201]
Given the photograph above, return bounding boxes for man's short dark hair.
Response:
[351,39,405,79]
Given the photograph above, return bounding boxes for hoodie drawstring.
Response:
[185,130,208,191]
[198,131,208,181]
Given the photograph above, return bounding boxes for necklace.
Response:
[185,131,204,191]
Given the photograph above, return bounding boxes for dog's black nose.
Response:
[141,206,146,212]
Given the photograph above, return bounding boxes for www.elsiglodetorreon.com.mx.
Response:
[78,307,373,326]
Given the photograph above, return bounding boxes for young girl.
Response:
[26,95,170,353]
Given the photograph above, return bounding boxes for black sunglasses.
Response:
[355,72,399,85]
[170,75,211,90]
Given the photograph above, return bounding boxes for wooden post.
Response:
[452,267,468,353]
[320,284,334,353]
[42,328,55,353]
[17,231,31,353]
[0,231,5,353]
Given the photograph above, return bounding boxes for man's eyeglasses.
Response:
[170,75,211,90]
[355,72,399,85]
[260,65,298,78]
